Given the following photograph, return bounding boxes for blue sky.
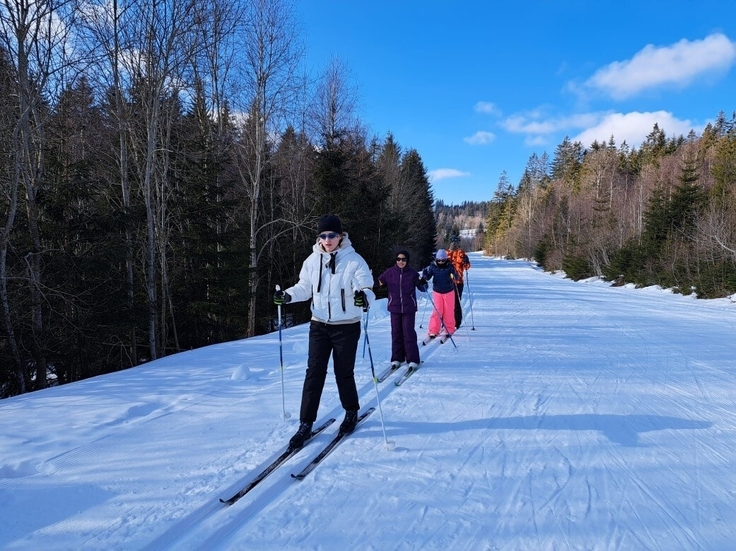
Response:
[294,1,736,205]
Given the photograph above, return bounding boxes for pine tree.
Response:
[668,156,704,236]
[313,132,388,270]
[398,149,435,267]
[551,137,584,189]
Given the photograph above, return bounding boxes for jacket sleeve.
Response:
[285,255,315,303]
[415,270,427,291]
[352,255,376,305]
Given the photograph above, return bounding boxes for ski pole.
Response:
[452,278,467,335]
[465,270,476,330]
[451,275,471,336]
[418,290,430,328]
[424,289,458,350]
[358,291,394,450]
[275,285,290,420]
[362,320,367,358]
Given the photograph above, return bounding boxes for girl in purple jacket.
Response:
[377,250,424,368]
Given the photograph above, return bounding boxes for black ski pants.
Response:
[454,282,464,329]
[390,311,420,364]
[300,320,361,423]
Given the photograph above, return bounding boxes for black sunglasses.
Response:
[396,257,407,262]
[318,232,340,240]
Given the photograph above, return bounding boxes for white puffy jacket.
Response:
[285,233,375,324]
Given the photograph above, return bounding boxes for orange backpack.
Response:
[447,249,470,283]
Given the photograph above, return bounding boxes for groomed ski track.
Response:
[2,253,736,550]
[141,314,451,550]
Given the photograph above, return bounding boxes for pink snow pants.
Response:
[428,290,456,336]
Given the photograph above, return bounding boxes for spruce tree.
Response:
[398,149,436,268]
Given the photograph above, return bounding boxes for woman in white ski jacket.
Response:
[274,215,375,449]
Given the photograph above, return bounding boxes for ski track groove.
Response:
[606,443,707,551]
[11,258,736,549]
[485,279,722,550]
[153,427,341,550]
[142,336,455,550]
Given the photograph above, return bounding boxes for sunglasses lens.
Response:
[319,233,339,239]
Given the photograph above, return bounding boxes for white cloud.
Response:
[571,111,699,148]
[501,108,700,149]
[464,131,496,145]
[428,168,471,182]
[525,135,549,147]
[585,33,736,100]
[501,112,600,136]
[502,115,557,135]
[474,101,498,114]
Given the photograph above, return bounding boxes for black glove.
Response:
[354,290,367,308]
[416,278,428,292]
[274,290,291,305]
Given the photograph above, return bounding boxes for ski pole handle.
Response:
[353,279,369,312]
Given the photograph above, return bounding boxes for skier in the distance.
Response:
[274,214,375,450]
[447,236,471,329]
[421,249,458,339]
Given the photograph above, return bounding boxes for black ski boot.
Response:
[289,421,313,449]
[339,409,359,434]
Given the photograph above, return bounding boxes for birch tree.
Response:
[113,0,201,359]
[234,0,303,336]
[0,0,80,390]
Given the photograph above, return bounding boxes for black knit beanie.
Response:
[317,214,342,234]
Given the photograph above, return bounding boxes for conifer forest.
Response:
[0,0,437,396]
[1,0,734,396]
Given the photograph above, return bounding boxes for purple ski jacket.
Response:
[377,264,422,314]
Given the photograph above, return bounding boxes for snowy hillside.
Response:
[1,254,735,550]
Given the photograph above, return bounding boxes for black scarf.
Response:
[317,252,337,292]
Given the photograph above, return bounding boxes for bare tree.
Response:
[0,0,81,389]
[698,200,736,260]
[78,0,243,359]
[114,0,203,359]
[77,0,140,364]
[0,46,22,390]
[233,0,304,336]
[309,57,359,146]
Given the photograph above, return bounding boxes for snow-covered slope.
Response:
[2,254,735,550]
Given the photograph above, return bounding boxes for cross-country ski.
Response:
[220,418,335,505]
[291,408,375,480]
